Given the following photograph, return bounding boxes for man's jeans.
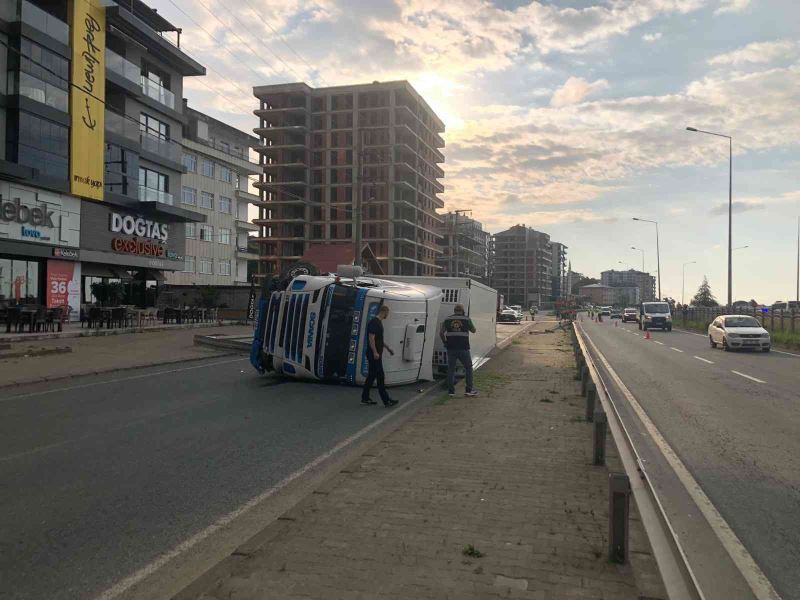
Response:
[446,348,473,393]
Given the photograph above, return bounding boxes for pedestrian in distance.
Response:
[361,305,398,407]
[441,303,479,398]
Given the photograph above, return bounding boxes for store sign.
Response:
[1,197,55,227]
[53,248,79,259]
[111,238,166,257]
[69,0,106,201]
[109,212,169,240]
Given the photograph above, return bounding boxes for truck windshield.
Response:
[320,284,359,381]
[644,303,670,313]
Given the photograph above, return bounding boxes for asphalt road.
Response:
[0,356,441,600]
[580,317,800,600]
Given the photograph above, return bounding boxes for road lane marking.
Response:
[653,341,664,345]
[731,370,766,384]
[0,358,249,402]
[579,323,781,600]
[670,347,684,353]
[91,375,443,600]
[694,356,714,364]
[632,333,640,337]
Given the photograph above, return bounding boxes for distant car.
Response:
[599,307,611,317]
[498,308,520,323]
[708,315,770,352]
[610,309,622,319]
[622,307,637,322]
[638,302,672,331]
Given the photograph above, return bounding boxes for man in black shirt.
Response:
[441,303,478,397]
[361,305,397,407]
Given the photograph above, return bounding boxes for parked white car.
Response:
[708,315,771,352]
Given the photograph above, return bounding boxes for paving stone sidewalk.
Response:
[0,325,253,387]
[178,322,665,600]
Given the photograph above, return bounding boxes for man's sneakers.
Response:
[448,392,456,397]
[464,390,479,397]
[384,399,399,408]
[361,397,378,405]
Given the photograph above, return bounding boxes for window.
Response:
[199,191,213,209]
[219,165,232,183]
[218,196,232,214]
[198,257,213,274]
[199,224,215,241]
[218,228,231,245]
[15,39,69,112]
[217,260,231,276]
[139,113,169,139]
[186,222,197,239]
[201,159,215,177]
[183,256,195,273]
[181,186,197,206]
[14,112,69,179]
[182,153,197,172]
[139,167,167,191]
[220,141,230,153]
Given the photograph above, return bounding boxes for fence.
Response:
[679,306,799,334]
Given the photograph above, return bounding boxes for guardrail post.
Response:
[586,382,596,422]
[608,473,631,564]
[575,355,585,380]
[580,366,589,395]
[593,410,607,465]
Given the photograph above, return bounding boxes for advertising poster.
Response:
[47,260,81,320]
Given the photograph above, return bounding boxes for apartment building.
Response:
[251,80,445,278]
[436,211,490,283]
[0,0,206,313]
[601,269,656,302]
[550,241,568,299]
[167,105,259,287]
[579,283,640,307]
[491,225,552,307]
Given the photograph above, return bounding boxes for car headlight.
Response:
[645,315,652,320]
[761,333,770,338]
[666,315,672,321]
[727,333,740,338]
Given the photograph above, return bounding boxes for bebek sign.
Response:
[109,212,168,241]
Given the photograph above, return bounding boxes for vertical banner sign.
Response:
[47,260,77,308]
[246,277,257,323]
[69,0,105,200]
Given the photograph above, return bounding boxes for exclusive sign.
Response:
[69,0,105,201]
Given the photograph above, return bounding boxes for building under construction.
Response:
[491,225,553,307]
[251,81,445,278]
[436,211,490,283]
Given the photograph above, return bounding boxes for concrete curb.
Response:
[495,320,539,351]
[0,351,240,391]
[193,334,252,352]
[0,321,247,345]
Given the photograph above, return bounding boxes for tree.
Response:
[691,276,719,307]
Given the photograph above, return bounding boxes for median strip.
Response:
[694,356,714,364]
[653,341,664,345]
[731,370,765,384]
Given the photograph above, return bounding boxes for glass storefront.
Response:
[0,256,42,304]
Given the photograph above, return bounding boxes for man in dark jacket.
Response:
[440,303,478,397]
[361,305,397,407]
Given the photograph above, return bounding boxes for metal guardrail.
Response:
[570,321,704,600]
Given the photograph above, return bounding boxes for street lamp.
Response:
[630,247,645,272]
[686,126,733,309]
[633,218,661,300]
[682,261,696,305]
[733,245,749,251]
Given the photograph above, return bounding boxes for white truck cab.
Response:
[638,301,672,331]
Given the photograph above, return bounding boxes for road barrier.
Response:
[571,321,704,599]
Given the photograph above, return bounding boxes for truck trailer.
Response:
[250,271,497,386]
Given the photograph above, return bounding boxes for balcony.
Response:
[253,179,308,190]
[139,186,174,206]
[235,219,259,232]
[141,77,175,110]
[10,71,68,113]
[236,247,259,260]
[253,124,307,136]
[106,49,140,86]
[105,109,139,142]
[140,131,180,163]
[7,1,69,45]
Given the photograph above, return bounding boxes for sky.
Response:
[149,0,800,304]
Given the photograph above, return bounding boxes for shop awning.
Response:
[81,263,117,278]
[111,268,134,281]
[135,269,166,282]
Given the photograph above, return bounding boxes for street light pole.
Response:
[796,216,799,303]
[631,246,645,272]
[686,127,733,309]
[632,218,661,300]
[682,260,696,305]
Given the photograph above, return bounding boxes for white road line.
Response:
[653,341,664,345]
[0,358,249,402]
[731,370,766,384]
[694,356,714,364]
[579,324,781,600]
[670,347,684,353]
[92,380,440,600]
[773,349,800,358]
[632,333,641,337]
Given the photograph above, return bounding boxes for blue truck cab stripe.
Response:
[345,288,368,384]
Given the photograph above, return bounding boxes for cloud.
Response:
[715,0,750,15]
[709,199,765,215]
[550,77,609,107]
[642,32,663,42]
[708,39,798,66]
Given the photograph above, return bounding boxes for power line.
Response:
[238,0,330,86]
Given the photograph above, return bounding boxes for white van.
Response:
[638,302,672,331]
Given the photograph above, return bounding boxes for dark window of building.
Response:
[105,143,139,197]
[139,166,168,191]
[139,113,169,139]
[10,111,69,179]
[311,97,325,112]
[312,151,324,167]
[311,188,323,204]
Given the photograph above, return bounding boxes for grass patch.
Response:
[462,544,484,558]
[473,371,509,395]
[434,393,451,406]
[512,338,523,345]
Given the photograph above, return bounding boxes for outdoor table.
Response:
[19,306,40,333]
